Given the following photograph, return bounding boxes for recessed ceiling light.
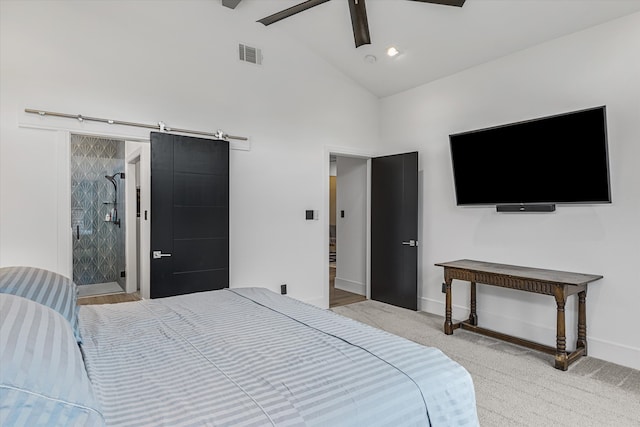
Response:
[364,54,377,64]
[387,47,400,57]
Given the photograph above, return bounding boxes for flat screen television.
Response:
[449,106,611,211]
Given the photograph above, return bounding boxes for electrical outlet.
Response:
[281,284,287,295]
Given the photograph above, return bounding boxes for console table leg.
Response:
[577,290,588,356]
[554,286,568,370]
[444,279,454,335]
[468,281,478,326]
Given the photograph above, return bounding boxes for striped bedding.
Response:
[0,266,80,342]
[78,287,478,426]
[0,294,104,426]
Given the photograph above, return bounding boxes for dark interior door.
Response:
[150,132,229,298]
[371,152,418,310]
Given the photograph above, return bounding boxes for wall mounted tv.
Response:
[449,106,611,212]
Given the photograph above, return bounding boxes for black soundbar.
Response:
[496,204,556,213]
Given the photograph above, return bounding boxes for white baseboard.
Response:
[335,277,365,296]
[419,296,640,370]
[587,337,640,370]
[303,296,326,309]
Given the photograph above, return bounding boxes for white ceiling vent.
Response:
[239,44,262,65]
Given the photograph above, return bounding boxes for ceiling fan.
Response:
[248,0,467,48]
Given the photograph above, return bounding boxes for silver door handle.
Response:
[153,250,172,259]
[401,240,418,247]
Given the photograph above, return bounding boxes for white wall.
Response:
[329,159,337,177]
[0,0,381,306]
[379,13,640,369]
[335,156,367,296]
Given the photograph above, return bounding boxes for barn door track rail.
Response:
[24,108,248,141]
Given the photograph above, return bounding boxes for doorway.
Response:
[329,154,367,308]
[58,131,150,300]
[324,149,419,311]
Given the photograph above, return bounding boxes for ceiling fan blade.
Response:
[348,0,371,48]
[258,0,331,26]
[408,0,466,7]
[221,0,241,9]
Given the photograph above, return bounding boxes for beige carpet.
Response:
[331,300,640,427]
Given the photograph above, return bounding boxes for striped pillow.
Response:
[0,293,105,426]
[0,266,81,342]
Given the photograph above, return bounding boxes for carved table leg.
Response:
[554,285,568,370]
[444,278,454,335]
[468,281,478,326]
[577,289,588,356]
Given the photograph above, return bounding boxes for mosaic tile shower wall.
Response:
[71,135,126,287]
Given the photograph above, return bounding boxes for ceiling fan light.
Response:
[387,47,400,57]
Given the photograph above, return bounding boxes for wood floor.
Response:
[329,266,366,308]
[78,292,141,305]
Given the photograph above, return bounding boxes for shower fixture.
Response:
[104,172,125,201]
[104,172,124,226]
[105,174,117,191]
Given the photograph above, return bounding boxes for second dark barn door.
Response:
[150,132,229,298]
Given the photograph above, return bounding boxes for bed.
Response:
[1,267,479,426]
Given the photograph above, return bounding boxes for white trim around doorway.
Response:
[323,145,376,310]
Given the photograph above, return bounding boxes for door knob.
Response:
[401,240,418,247]
[152,250,172,259]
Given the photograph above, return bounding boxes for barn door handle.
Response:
[152,251,172,259]
[76,225,80,240]
[402,240,418,247]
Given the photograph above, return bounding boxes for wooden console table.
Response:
[435,259,603,370]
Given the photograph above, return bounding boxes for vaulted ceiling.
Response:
[224,0,640,97]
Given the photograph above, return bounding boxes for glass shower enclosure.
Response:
[70,134,126,296]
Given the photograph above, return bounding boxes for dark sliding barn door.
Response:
[150,132,229,298]
[371,152,418,310]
